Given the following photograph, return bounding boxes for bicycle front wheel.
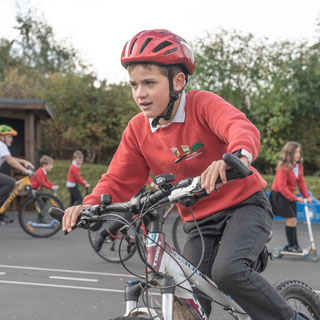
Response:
[18,193,64,238]
[88,222,137,263]
[275,279,320,319]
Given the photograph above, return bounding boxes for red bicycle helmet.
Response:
[121,29,195,75]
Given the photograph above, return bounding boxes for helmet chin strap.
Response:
[151,67,181,128]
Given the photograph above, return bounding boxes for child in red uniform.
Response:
[270,141,312,253]
[30,155,58,192]
[66,150,90,206]
[62,30,308,320]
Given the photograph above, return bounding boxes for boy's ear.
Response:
[173,72,186,92]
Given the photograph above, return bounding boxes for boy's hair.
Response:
[40,155,53,166]
[127,63,184,79]
[73,150,84,160]
[277,141,302,169]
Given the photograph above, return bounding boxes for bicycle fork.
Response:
[124,279,163,320]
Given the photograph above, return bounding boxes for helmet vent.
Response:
[139,37,153,54]
[129,38,138,55]
[164,47,177,55]
[153,41,172,53]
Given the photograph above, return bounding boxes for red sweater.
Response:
[67,163,86,186]
[84,90,266,221]
[30,167,53,190]
[271,164,309,201]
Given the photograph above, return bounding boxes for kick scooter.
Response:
[272,199,319,262]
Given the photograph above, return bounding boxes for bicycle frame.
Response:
[0,176,31,214]
[124,215,249,320]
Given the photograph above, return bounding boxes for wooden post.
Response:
[24,112,35,163]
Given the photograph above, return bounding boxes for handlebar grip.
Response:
[49,207,77,235]
[49,207,64,222]
[222,153,253,179]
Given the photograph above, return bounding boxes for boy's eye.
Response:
[145,81,154,86]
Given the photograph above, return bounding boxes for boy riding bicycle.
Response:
[62,30,308,320]
[30,155,59,192]
[0,125,33,224]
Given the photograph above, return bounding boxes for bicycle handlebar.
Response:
[49,153,253,231]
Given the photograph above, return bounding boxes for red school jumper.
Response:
[66,163,86,187]
[271,164,309,202]
[30,167,53,190]
[84,90,266,221]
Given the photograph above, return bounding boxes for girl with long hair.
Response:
[270,141,312,252]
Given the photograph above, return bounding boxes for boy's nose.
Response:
[136,86,147,98]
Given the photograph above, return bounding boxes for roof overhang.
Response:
[0,98,53,119]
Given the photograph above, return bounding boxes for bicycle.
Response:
[50,153,320,319]
[0,173,64,237]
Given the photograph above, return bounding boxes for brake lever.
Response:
[168,176,203,202]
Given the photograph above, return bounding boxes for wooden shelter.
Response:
[0,97,53,172]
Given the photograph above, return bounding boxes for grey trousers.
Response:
[183,191,295,320]
[0,173,15,205]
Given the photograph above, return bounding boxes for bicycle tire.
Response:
[172,215,184,253]
[18,192,64,238]
[275,279,320,319]
[88,223,137,263]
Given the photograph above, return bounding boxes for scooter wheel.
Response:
[272,248,283,259]
[311,251,319,262]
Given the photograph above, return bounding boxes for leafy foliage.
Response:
[190,29,320,173]
[0,10,138,163]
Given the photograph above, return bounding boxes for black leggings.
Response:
[0,173,16,205]
[67,186,83,206]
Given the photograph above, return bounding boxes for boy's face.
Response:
[75,158,83,166]
[44,163,54,172]
[129,65,170,120]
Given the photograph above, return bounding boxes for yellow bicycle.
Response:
[0,175,64,237]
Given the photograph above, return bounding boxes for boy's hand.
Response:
[201,159,229,194]
[62,204,91,233]
[23,160,34,169]
[24,168,33,176]
[85,183,90,188]
[201,156,249,194]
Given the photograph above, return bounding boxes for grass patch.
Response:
[47,161,320,207]
[47,160,108,207]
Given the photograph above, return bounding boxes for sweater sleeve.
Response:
[297,165,309,198]
[276,167,298,201]
[198,92,260,161]
[84,122,150,205]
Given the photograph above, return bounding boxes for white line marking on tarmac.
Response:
[0,280,160,296]
[49,276,99,282]
[1,264,318,295]
[0,264,136,277]
[0,280,123,292]
[0,272,6,275]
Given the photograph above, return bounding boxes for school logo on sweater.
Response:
[171,142,204,163]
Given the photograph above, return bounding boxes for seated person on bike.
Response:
[62,30,308,320]
[30,155,59,192]
[0,124,33,224]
